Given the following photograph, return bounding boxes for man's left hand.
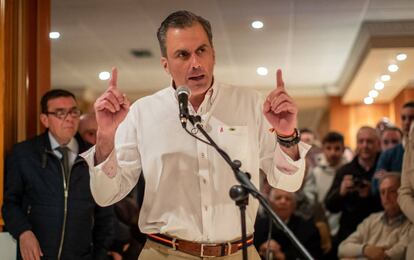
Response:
[263,69,298,136]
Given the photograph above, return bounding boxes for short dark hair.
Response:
[402,101,414,109]
[41,89,76,114]
[322,131,344,145]
[381,126,403,138]
[157,10,213,57]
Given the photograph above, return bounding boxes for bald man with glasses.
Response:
[2,89,114,260]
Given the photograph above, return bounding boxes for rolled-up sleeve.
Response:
[81,104,142,207]
[266,142,310,192]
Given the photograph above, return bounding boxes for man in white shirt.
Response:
[82,10,309,259]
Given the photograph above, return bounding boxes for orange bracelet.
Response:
[268,128,296,138]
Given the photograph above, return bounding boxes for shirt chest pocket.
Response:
[216,125,249,163]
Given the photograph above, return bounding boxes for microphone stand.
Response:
[187,115,313,260]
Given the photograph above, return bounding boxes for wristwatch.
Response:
[276,128,301,148]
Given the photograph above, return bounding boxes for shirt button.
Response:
[204,206,208,211]
[203,179,207,184]
[201,153,205,158]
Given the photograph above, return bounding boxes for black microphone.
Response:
[176,86,191,128]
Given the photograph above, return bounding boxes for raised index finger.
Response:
[109,67,118,89]
[276,69,284,89]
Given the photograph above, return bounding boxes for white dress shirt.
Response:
[82,82,309,243]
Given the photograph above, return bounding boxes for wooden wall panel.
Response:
[329,96,352,147]
[0,0,5,229]
[0,0,51,230]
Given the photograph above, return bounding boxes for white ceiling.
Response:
[51,0,414,105]
[343,48,414,103]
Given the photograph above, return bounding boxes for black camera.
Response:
[353,175,369,188]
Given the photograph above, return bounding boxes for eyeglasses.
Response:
[46,108,81,120]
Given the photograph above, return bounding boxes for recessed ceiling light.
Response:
[99,71,110,80]
[374,81,384,90]
[49,32,60,39]
[369,90,379,98]
[396,53,407,61]
[388,64,399,72]
[380,74,391,81]
[251,21,264,29]
[256,67,268,76]
[364,97,374,105]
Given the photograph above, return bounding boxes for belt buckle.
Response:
[200,243,216,258]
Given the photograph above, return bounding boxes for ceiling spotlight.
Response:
[380,74,391,81]
[369,90,379,98]
[388,64,399,72]
[396,53,407,61]
[99,71,110,80]
[251,21,264,29]
[364,97,374,105]
[256,67,268,76]
[374,81,384,90]
[49,32,60,39]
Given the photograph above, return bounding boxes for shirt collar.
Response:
[381,211,406,227]
[170,77,219,115]
[197,79,218,115]
[48,131,78,154]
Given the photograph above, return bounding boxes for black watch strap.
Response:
[276,128,301,148]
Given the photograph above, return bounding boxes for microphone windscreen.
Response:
[176,86,191,97]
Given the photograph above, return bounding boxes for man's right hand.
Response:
[19,231,43,260]
[340,174,354,196]
[259,239,286,260]
[94,67,130,164]
[363,245,388,260]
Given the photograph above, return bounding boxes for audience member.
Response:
[2,89,114,260]
[78,112,98,145]
[254,188,322,260]
[380,126,403,151]
[304,132,348,238]
[373,102,414,195]
[325,126,382,248]
[376,101,414,173]
[338,173,412,260]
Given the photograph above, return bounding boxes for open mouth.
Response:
[188,75,205,81]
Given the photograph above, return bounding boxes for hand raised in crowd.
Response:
[263,69,298,137]
[19,231,43,260]
[94,67,130,163]
[340,175,354,196]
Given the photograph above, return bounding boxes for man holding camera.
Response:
[325,126,383,249]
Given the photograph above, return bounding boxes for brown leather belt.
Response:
[147,233,254,257]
